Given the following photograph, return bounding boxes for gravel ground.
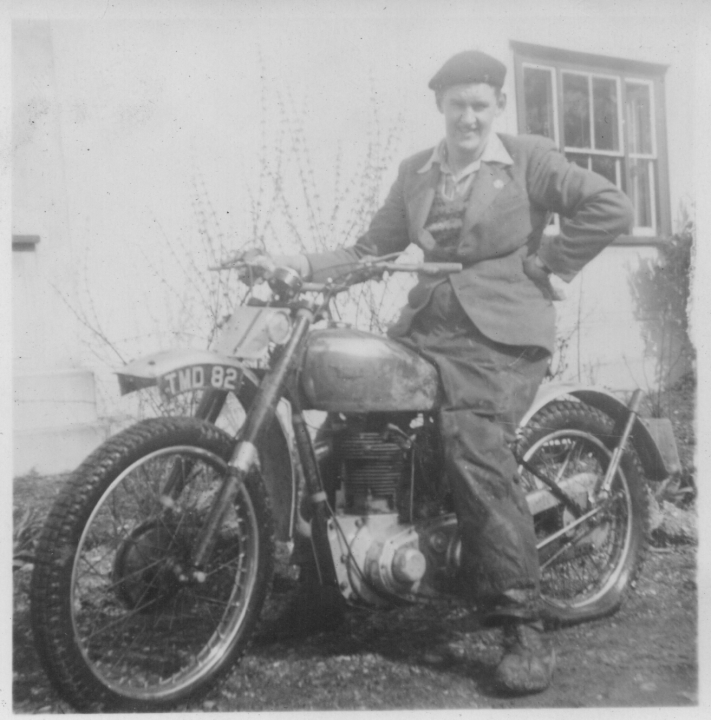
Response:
[13,470,697,712]
[13,371,698,712]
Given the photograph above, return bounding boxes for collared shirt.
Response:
[418,132,514,201]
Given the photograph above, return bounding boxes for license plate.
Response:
[158,364,244,398]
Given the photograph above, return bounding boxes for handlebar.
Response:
[209,254,463,298]
[209,257,462,276]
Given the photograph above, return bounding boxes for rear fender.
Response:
[520,383,675,482]
[115,349,297,542]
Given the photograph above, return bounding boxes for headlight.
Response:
[266,311,293,345]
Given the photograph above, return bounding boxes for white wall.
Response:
[11,0,704,446]
[553,246,661,389]
[13,20,81,372]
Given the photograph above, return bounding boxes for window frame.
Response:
[511,41,671,244]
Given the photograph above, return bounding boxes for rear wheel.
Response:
[31,417,274,712]
[517,400,650,625]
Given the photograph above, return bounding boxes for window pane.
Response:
[628,159,654,227]
[592,77,619,151]
[563,73,591,148]
[523,67,556,139]
[626,82,653,154]
[591,155,618,185]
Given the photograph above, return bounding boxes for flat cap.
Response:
[428,50,506,91]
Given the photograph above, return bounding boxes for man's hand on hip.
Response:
[523,255,565,301]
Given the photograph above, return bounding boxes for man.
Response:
[264,50,633,694]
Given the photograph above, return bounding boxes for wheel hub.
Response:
[113,519,187,612]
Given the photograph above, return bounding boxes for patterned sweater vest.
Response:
[423,183,473,260]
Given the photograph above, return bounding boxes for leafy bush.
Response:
[629,213,695,416]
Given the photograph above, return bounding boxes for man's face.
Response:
[439,83,506,160]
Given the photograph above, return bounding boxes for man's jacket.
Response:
[306,133,634,352]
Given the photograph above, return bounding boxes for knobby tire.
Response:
[518,400,651,626]
[30,417,275,712]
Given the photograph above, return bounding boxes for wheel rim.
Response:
[70,445,260,701]
[520,430,634,609]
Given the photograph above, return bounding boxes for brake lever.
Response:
[208,259,245,271]
[380,262,463,275]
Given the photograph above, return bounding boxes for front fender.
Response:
[116,349,248,396]
[116,348,297,542]
[520,383,676,482]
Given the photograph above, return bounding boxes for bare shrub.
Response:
[59,81,405,419]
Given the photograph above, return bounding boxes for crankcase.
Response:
[326,513,459,606]
[300,328,442,412]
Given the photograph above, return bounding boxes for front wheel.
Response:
[517,400,651,626]
[30,417,274,712]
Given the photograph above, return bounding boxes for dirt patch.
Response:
[13,469,697,712]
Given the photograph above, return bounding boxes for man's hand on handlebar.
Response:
[215,249,311,285]
[234,249,276,285]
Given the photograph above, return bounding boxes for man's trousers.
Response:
[396,281,550,621]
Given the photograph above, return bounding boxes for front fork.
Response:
[186,307,336,585]
[194,385,229,423]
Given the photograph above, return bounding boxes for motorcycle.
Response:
[30,255,670,712]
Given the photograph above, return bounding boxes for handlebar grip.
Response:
[300,282,327,292]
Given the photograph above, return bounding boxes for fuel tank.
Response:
[299,328,442,412]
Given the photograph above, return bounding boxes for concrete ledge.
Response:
[14,368,99,429]
[14,422,109,477]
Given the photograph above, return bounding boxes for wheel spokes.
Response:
[522,430,632,606]
[71,449,254,693]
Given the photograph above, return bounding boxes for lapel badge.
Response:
[493,179,504,189]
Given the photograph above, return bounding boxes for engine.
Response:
[322,414,462,606]
[335,429,405,514]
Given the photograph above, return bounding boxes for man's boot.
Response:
[494,619,556,695]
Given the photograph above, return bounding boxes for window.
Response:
[512,42,670,240]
